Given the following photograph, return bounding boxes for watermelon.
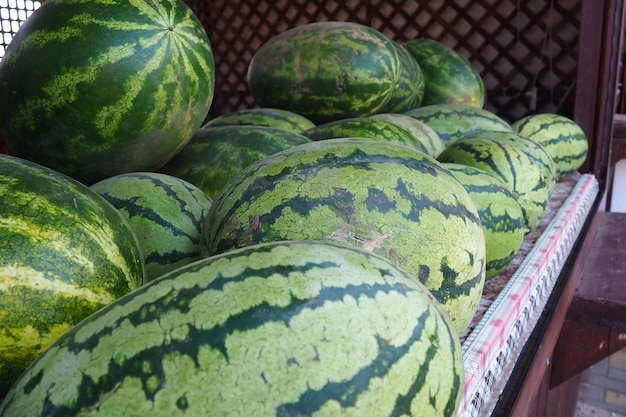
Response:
[247,21,401,124]
[0,0,215,185]
[158,125,311,199]
[301,116,431,155]
[437,135,551,232]
[0,240,464,417]
[203,107,316,133]
[369,113,446,158]
[404,103,513,148]
[442,163,525,279]
[202,137,486,334]
[379,40,425,113]
[469,130,557,195]
[512,113,589,179]
[0,154,146,398]
[403,38,486,108]
[90,172,213,282]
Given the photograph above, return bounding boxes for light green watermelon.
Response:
[0,240,463,417]
[202,137,486,334]
[512,113,589,179]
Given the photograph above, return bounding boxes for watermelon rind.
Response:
[0,240,464,417]
[202,137,486,334]
[247,21,401,124]
[369,113,446,158]
[379,41,425,113]
[90,172,213,282]
[0,0,215,185]
[0,154,146,398]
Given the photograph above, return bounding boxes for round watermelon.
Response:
[0,0,215,185]
[202,137,486,334]
[379,40,425,113]
[247,21,401,124]
[438,135,551,232]
[90,172,213,282]
[403,38,486,108]
[0,240,463,417]
[511,113,589,179]
[158,125,312,199]
[0,154,146,398]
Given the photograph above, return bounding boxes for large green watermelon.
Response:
[0,240,463,417]
[0,0,215,185]
[158,125,312,199]
[202,138,486,334]
[247,21,401,124]
[403,38,486,108]
[0,154,146,398]
[90,172,213,282]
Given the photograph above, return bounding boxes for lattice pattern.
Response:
[0,0,41,60]
[187,0,581,123]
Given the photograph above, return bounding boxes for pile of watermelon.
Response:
[0,3,590,416]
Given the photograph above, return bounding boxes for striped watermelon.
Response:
[90,172,213,282]
[369,113,446,158]
[158,125,311,199]
[202,138,486,334]
[302,117,432,155]
[247,21,401,124]
[470,130,557,195]
[442,163,525,279]
[0,154,146,398]
[1,240,463,417]
[379,40,425,113]
[403,38,486,108]
[511,113,589,179]
[0,0,215,185]
[404,103,513,148]
[437,135,551,232]
[203,107,316,133]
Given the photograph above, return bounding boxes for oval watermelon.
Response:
[158,125,312,199]
[442,163,525,279]
[203,107,316,133]
[0,154,146,398]
[403,38,486,108]
[511,113,589,179]
[247,21,401,124]
[202,137,486,334]
[90,172,213,282]
[404,103,513,148]
[0,240,463,417]
[0,0,215,185]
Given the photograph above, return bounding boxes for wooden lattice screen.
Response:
[186,0,582,124]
